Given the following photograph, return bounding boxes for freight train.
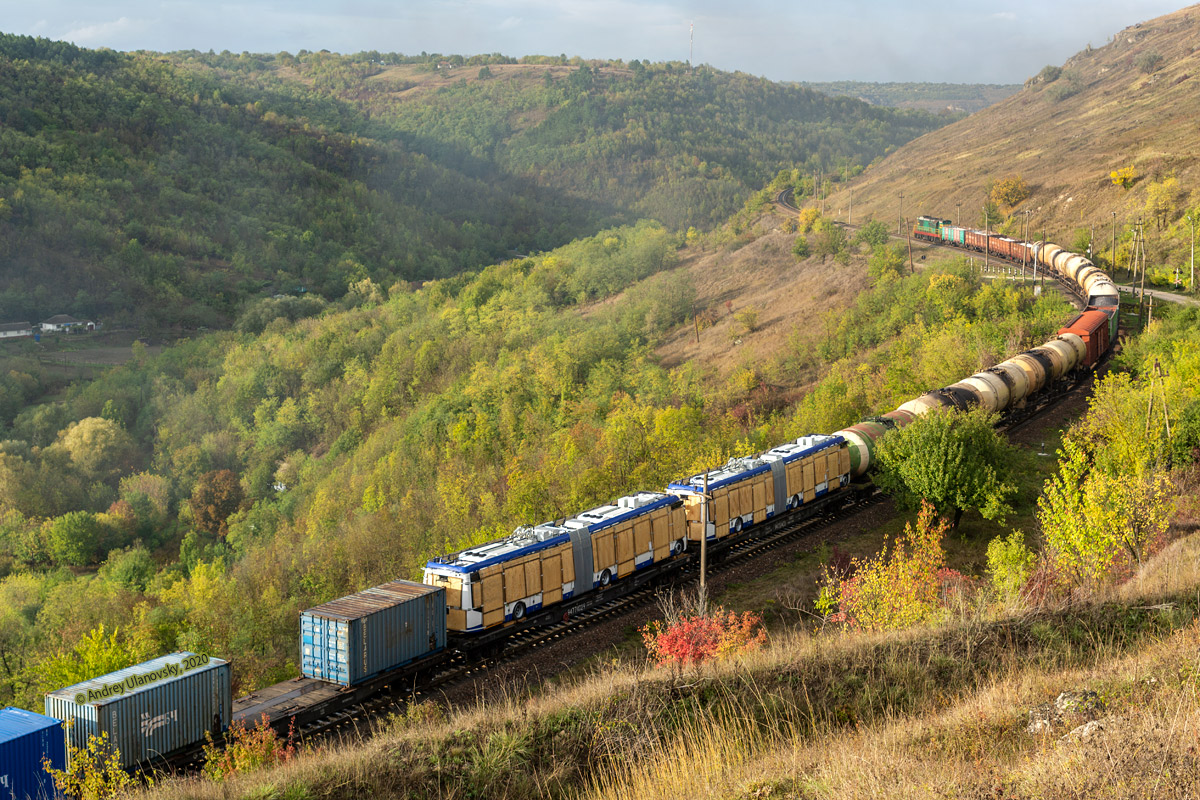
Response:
[2,223,1118,796]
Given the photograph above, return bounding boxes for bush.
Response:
[640,609,767,670]
[1136,51,1164,74]
[821,500,956,631]
[43,731,133,800]
[791,235,810,259]
[854,219,891,249]
[1035,65,1062,84]
[989,175,1030,210]
[986,529,1035,600]
[202,714,297,779]
[733,307,760,333]
[1111,166,1138,189]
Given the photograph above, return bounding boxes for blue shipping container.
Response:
[44,653,230,770]
[0,706,65,800]
[301,579,446,686]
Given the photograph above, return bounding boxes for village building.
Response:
[0,321,33,339]
[41,314,93,333]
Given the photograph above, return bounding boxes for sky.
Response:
[0,0,1190,83]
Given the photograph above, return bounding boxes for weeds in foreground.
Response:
[43,730,134,800]
[202,714,297,780]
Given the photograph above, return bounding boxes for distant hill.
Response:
[825,4,1200,270]
[0,40,950,329]
[799,81,1020,114]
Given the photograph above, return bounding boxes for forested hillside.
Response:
[0,206,1072,705]
[0,36,949,328]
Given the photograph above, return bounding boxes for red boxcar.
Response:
[964,229,990,251]
[1058,310,1111,370]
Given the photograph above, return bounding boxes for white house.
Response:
[41,315,92,333]
[0,321,33,338]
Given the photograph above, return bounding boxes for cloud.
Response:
[61,16,150,45]
[991,11,1017,21]
[499,16,522,30]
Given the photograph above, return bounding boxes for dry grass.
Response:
[134,522,1200,800]
[831,6,1200,239]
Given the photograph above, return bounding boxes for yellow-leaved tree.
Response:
[1038,438,1175,585]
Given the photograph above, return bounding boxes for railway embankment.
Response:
[135,533,1200,799]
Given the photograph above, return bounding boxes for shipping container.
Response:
[1,707,65,800]
[301,579,446,686]
[44,653,230,770]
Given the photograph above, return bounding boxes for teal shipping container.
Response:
[44,653,230,770]
[1,707,65,799]
[301,579,446,686]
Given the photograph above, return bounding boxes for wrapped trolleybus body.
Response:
[425,491,687,633]
[668,434,849,541]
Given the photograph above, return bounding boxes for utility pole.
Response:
[983,204,990,271]
[906,218,914,274]
[1189,213,1195,293]
[1111,211,1118,278]
[1022,210,1032,282]
[898,191,904,235]
[1138,220,1147,302]
[956,202,961,224]
[848,187,853,226]
[698,472,709,613]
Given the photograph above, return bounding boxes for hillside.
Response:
[0,39,950,329]
[827,5,1200,269]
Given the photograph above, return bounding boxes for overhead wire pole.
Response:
[1111,211,1118,280]
[699,472,709,614]
[1189,213,1195,293]
[897,191,904,235]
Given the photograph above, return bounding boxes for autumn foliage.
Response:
[189,469,245,538]
[202,714,297,780]
[641,609,767,669]
[819,500,974,631]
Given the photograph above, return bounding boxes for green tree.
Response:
[50,417,137,484]
[868,243,906,282]
[1038,439,1175,585]
[35,623,148,695]
[874,407,1016,526]
[854,219,891,248]
[45,511,104,567]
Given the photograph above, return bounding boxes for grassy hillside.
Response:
[0,38,949,329]
[824,4,1200,281]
